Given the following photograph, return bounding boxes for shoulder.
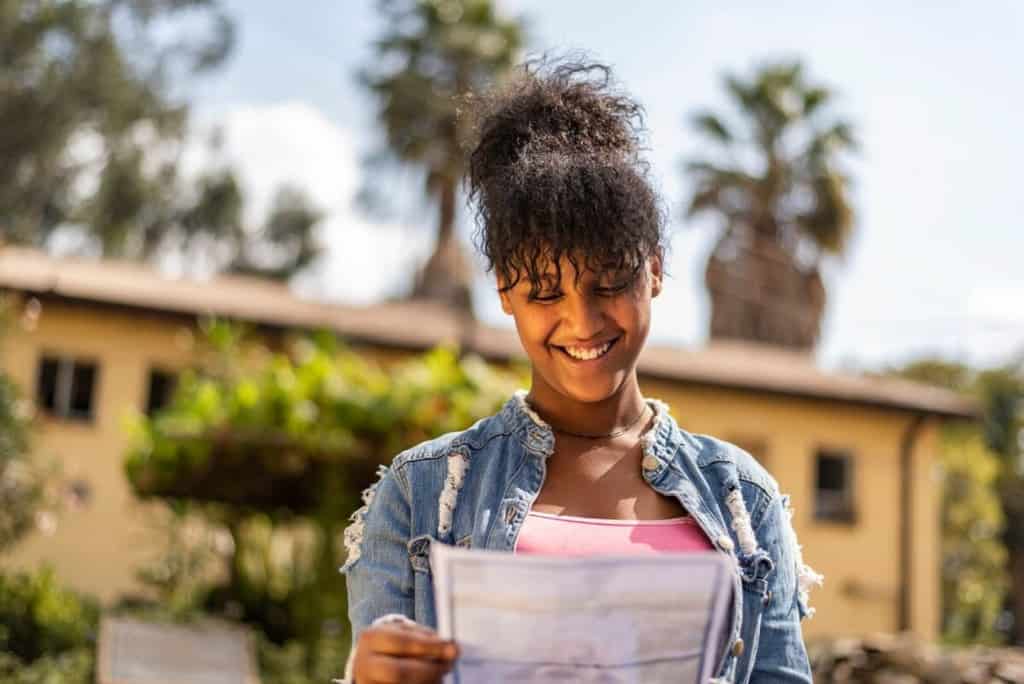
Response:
[689,432,780,499]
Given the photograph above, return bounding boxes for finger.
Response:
[363,628,458,661]
[387,619,437,637]
[362,652,455,684]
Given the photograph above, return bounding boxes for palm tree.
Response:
[361,0,523,312]
[684,61,856,350]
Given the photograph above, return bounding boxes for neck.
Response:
[525,374,647,438]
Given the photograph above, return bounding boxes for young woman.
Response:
[341,59,819,684]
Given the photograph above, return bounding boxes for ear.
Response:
[649,255,663,299]
[497,280,514,315]
[499,290,514,315]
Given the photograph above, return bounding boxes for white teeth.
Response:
[564,340,612,360]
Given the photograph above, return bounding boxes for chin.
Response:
[553,374,627,405]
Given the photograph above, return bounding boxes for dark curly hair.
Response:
[465,57,667,296]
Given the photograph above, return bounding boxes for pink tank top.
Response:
[514,510,714,556]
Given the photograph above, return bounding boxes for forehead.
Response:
[502,254,637,291]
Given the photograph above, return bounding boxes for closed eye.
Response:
[529,283,628,302]
[596,283,629,296]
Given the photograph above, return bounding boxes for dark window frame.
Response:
[35,353,100,423]
[144,367,178,415]
[814,448,857,524]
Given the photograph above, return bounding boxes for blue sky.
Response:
[184,1,1023,370]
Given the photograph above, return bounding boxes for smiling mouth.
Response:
[554,336,621,362]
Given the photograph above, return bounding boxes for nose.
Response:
[562,291,605,341]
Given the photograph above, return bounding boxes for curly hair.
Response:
[465,57,667,296]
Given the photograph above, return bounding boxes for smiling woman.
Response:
[341,57,817,684]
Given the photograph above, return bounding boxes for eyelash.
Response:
[529,283,628,303]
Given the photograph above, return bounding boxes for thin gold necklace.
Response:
[551,404,650,440]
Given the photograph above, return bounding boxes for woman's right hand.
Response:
[352,620,459,684]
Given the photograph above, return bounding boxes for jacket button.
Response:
[717,535,735,552]
[641,454,659,471]
[732,639,745,657]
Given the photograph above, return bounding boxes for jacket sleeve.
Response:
[340,464,417,682]
[748,494,815,683]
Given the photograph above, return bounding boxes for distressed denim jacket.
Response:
[342,391,820,683]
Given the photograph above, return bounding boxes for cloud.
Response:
[185,102,432,304]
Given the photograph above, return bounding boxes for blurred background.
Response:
[0,1,1021,682]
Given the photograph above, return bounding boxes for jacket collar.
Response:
[498,389,677,469]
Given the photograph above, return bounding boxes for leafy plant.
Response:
[0,297,53,553]
[0,568,100,664]
[0,648,93,684]
[940,427,1009,644]
[123,324,524,676]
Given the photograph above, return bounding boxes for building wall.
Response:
[2,298,198,602]
[1,296,941,641]
[642,378,941,641]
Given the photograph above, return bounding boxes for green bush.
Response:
[0,648,93,684]
[0,568,99,664]
[256,632,350,684]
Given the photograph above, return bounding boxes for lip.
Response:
[553,336,621,364]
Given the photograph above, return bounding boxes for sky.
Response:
[182,1,1023,371]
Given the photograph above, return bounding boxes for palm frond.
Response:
[802,87,830,117]
[690,111,733,144]
[795,169,854,257]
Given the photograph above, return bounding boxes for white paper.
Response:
[430,545,734,684]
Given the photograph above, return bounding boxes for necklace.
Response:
[551,404,650,440]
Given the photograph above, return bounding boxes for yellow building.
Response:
[0,246,974,641]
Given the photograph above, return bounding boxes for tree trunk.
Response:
[705,228,824,350]
[410,176,474,313]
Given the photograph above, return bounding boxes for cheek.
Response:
[511,309,555,348]
[614,293,650,331]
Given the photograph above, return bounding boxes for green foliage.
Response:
[124,331,523,508]
[0,648,93,684]
[686,60,857,254]
[0,372,40,552]
[0,0,231,248]
[0,568,100,665]
[0,298,50,553]
[362,0,524,179]
[1,0,322,280]
[122,324,524,676]
[889,356,1024,643]
[940,428,1009,644]
[256,633,350,684]
[127,504,228,621]
[360,0,524,304]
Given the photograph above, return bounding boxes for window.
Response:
[36,355,99,421]
[815,450,855,523]
[145,368,177,415]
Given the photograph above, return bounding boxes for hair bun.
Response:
[467,57,645,176]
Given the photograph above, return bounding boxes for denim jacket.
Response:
[342,391,819,683]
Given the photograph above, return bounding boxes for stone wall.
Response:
[810,635,1024,683]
